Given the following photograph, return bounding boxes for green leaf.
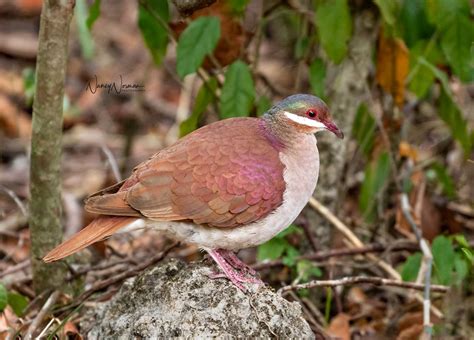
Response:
[138,0,169,66]
[429,162,456,199]
[227,0,250,14]
[373,0,397,26]
[432,235,455,285]
[179,78,217,137]
[0,284,7,311]
[86,0,101,30]
[220,60,255,118]
[438,89,472,155]
[453,253,468,284]
[256,95,272,117]
[401,252,422,282]
[22,67,35,107]
[315,0,352,64]
[297,260,322,282]
[408,41,443,98]
[176,16,221,78]
[352,104,376,156]
[419,58,472,155]
[7,292,28,317]
[398,0,434,47]
[75,0,95,59]
[309,58,326,99]
[257,238,288,261]
[426,0,470,30]
[440,14,474,82]
[282,246,300,267]
[359,152,391,222]
[276,224,302,238]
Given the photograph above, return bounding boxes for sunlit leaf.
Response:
[75,0,95,59]
[309,58,326,99]
[257,238,288,261]
[432,235,455,285]
[315,0,352,64]
[220,60,255,118]
[7,292,28,317]
[138,0,169,66]
[373,0,397,26]
[0,284,7,311]
[180,78,217,137]
[426,0,470,30]
[282,246,300,267]
[352,104,376,156]
[86,0,101,30]
[176,16,221,78]
[401,252,422,282]
[22,67,35,107]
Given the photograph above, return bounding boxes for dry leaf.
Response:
[326,313,351,340]
[376,33,409,107]
[0,95,31,138]
[399,142,418,162]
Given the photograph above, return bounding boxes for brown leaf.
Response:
[399,142,418,162]
[326,313,351,340]
[376,32,409,107]
[61,321,83,340]
[0,95,31,138]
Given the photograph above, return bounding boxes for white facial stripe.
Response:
[283,111,326,129]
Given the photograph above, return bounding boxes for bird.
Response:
[43,94,343,291]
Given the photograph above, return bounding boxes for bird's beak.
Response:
[324,121,344,139]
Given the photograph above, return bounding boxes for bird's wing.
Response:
[85,118,286,228]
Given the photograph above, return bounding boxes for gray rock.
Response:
[86,258,314,339]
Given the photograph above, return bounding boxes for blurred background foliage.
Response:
[0,0,473,337]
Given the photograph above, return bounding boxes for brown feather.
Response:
[42,217,136,262]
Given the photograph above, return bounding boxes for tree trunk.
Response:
[312,8,378,245]
[29,0,74,293]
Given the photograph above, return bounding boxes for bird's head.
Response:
[266,94,344,139]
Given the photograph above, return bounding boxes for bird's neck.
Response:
[259,115,307,150]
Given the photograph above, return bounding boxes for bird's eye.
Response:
[306,110,317,118]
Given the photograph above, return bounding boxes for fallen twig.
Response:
[308,197,443,319]
[24,290,60,340]
[278,276,449,294]
[401,192,434,339]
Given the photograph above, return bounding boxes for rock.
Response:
[85,258,314,339]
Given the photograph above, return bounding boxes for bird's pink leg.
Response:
[206,249,263,291]
[217,249,258,277]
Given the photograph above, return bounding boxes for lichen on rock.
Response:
[85,258,314,338]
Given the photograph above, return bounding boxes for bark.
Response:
[29,0,74,293]
[312,8,378,244]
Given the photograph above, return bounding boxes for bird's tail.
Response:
[43,216,140,262]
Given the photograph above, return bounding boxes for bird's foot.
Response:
[206,249,263,292]
[218,249,258,276]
